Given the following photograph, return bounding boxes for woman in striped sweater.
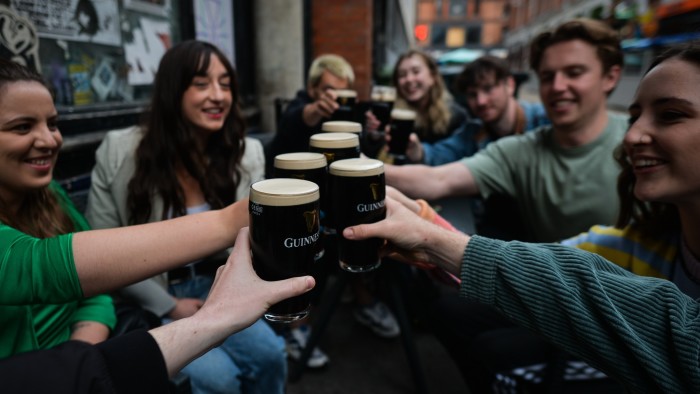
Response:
[345,42,700,393]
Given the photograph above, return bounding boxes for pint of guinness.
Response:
[249,178,320,322]
[309,132,360,233]
[331,89,357,122]
[273,152,327,260]
[370,86,396,131]
[388,109,417,162]
[329,158,386,272]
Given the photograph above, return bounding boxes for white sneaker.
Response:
[354,301,401,339]
[286,326,330,369]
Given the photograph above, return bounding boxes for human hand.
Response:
[405,133,424,162]
[365,110,381,133]
[315,89,340,119]
[386,186,421,214]
[196,228,315,337]
[343,197,469,274]
[168,298,204,320]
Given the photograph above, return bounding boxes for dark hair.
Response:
[455,55,511,92]
[614,42,700,235]
[0,59,75,237]
[127,40,246,224]
[392,49,452,137]
[529,18,624,74]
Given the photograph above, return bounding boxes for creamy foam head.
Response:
[329,158,384,177]
[250,179,319,206]
[309,132,360,149]
[322,121,362,133]
[274,152,327,170]
[372,86,396,102]
[334,89,357,98]
[391,108,417,121]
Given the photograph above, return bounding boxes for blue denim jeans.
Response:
[168,275,287,394]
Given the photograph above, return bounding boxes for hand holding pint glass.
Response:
[329,158,386,273]
[388,109,417,163]
[249,179,320,322]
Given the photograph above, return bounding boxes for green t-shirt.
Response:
[0,181,115,357]
[461,112,628,242]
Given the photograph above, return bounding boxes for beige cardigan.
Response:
[85,126,264,316]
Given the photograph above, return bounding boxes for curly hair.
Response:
[392,50,453,138]
[0,59,75,238]
[127,40,246,224]
[613,43,700,235]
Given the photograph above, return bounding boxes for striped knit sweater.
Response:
[461,235,700,393]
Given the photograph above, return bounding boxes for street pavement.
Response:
[285,283,470,394]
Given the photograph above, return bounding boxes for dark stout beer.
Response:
[388,108,417,160]
[309,132,360,166]
[249,179,320,322]
[329,158,386,272]
[370,86,396,131]
[309,132,361,233]
[273,152,327,260]
[331,89,357,122]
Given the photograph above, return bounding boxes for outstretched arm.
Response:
[73,198,249,297]
[384,162,479,201]
[150,228,314,376]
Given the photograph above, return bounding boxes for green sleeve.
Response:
[0,225,82,305]
[461,236,700,393]
[71,294,117,329]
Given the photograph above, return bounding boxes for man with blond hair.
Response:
[266,54,355,167]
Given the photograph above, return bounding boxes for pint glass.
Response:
[273,152,327,260]
[309,132,360,233]
[370,86,396,131]
[388,108,417,161]
[249,178,320,322]
[331,89,357,122]
[329,158,386,273]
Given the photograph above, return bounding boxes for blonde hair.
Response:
[307,54,355,88]
[392,50,453,138]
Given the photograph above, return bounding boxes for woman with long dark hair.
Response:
[86,40,283,394]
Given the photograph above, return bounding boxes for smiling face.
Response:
[537,39,619,132]
[624,58,700,206]
[465,72,514,124]
[0,81,61,204]
[181,54,232,137]
[396,54,436,107]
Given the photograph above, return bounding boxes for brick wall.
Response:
[311,0,373,100]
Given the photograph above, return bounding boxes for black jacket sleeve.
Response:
[1,330,169,394]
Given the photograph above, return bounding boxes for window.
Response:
[449,0,467,17]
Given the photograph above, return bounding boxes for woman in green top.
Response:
[0,59,115,356]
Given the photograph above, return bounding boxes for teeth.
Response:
[28,159,49,165]
[634,159,663,167]
[204,108,221,113]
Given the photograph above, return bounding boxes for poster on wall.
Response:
[194,0,235,65]
[11,0,121,46]
[124,0,171,17]
[0,5,40,71]
[124,17,170,85]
